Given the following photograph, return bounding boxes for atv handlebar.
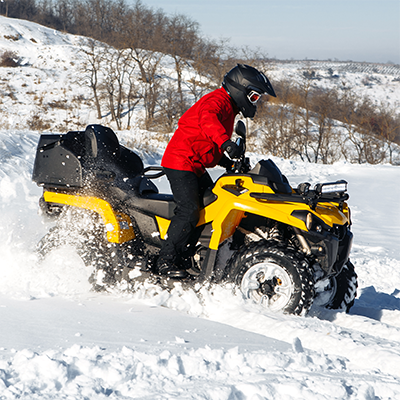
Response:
[228,136,251,174]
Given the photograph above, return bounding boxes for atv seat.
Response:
[82,124,144,177]
[126,193,175,219]
[126,185,217,220]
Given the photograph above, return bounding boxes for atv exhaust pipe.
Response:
[293,228,311,255]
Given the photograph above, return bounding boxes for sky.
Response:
[137,0,400,64]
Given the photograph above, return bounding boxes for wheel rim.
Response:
[240,261,294,312]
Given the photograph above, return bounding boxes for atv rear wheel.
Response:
[37,225,123,289]
[314,261,358,313]
[226,241,314,315]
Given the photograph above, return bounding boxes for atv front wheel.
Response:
[314,261,358,313]
[226,241,314,315]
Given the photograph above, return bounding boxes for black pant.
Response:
[158,168,213,264]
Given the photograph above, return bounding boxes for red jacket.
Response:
[161,88,238,176]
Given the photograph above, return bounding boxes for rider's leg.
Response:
[157,168,201,277]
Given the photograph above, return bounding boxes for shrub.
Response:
[27,114,52,130]
[0,51,21,67]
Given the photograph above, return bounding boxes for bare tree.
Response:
[100,47,142,130]
[341,97,381,164]
[370,103,400,164]
[101,49,119,127]
[120,2,166,129]
[157,81,182,132]
[309,89,338,163]
[5,0,38,20]
[192,37,235,90]
[185,65,210,103]
[78,38,107,120]
[82,0,117,42]
[0,0,9,16]
[254,100,301,160]
[124,53,141,129]
[295,75,314,162]
[184,38,227,101]
[164,14,200,113]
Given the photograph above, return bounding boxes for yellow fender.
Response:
[43,191,135,243]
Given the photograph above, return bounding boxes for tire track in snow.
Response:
[191,285,400,379]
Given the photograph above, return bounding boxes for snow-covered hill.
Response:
[1,16,400,399]
[0,15,97,132]
[268,59,400,111]
[1,15,400,134]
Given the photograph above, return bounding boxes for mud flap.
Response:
[198,249,218,282]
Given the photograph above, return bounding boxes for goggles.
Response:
[247,90,262,104]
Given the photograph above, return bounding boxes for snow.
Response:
[268,61,400,111]
[1,16,400,400]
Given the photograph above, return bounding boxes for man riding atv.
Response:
[32,64,356,315]
[158,64,277,278]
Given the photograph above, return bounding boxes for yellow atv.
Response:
[32,123,357,315]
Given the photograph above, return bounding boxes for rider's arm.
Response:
[197,97,233,148]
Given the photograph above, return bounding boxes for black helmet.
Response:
[222,64,276,118]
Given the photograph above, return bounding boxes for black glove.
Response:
[242,157,251,173]
[221,140,241,159]
[218,154,235,172]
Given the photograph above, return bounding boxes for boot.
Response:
[157,258,188,279]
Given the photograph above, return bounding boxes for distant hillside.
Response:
[272,60,400,77]
[1,16,399,165]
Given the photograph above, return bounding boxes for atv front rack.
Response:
[250,185,349,210]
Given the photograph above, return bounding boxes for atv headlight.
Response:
[291,210,329,232]
[314,180,347,195]
[306,212,313,230]
[297,182,311,195]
